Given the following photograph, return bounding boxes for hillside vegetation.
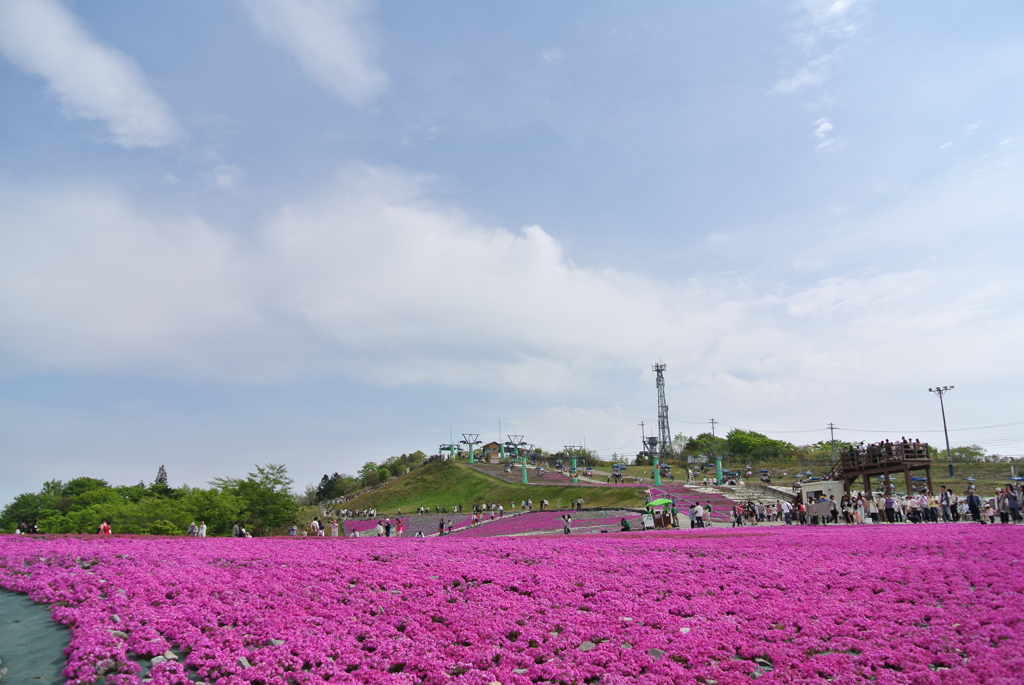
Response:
[337,461,645,514]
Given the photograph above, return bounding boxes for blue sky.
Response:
[2,0,1023,504]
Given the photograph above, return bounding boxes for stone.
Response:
[110,614,121,624]
[150,656,167,665]
[513,669,528,675]
[163,650,178,660]
[236,656,252,669]
[680,627,691,634]
[108,630,129,639]
[621,642,632,649]
[265,638,285,646]
[579,641,597,652]
[647,648,665,660]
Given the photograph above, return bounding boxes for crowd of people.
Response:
[725,483,1024,526]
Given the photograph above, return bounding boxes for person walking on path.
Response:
[562,513,572,534]
[694,503,705,528]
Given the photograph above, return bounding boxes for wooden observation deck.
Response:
[831,440,934,495]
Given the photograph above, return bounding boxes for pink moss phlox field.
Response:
[2,527,1023,685]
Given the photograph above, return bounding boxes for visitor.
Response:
[562,513,572,534]
[232,522,241,537]
[438,518,445,536]
[98,519,112,535]
[940,487,952,522]
[706,502,714,526]
[693,502,705,528]
[967,489,982,522]
[384,519,392,537]
[884,494,896,524]
[997,488,1011,524]
[395,519,404,536]
[688,503,697,529]
[1007,487,1021,523]
[198,521,207,537]
[780,500,793,525]
[446,520,453,534]
[620,517,631,532]
[188,522,199,537]
[330,519,339,537]
[983,498,997,524]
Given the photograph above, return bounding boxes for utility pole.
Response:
[827,422,838,466]
[710,418,722,485]
[928,386,955,476]
[460,434,481,464]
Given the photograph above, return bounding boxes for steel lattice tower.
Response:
[653,363,671,456]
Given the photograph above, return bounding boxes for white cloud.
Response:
[770,57,832,94]
[966,119,986,133]
[770,0,863,94]
[939,142,953,149]
[240,0,387,106]
[0,0,182,147]
[811,116,841,150]
[542,48,563,64]
[211,164,242,189]
[0,165,1020,407]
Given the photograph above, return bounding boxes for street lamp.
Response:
[928,386,955,476]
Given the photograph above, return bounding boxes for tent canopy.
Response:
[648,498,673,506]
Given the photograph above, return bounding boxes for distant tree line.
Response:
[1,464,297,537]
[310,452,428,503]
[658,429,1002,468]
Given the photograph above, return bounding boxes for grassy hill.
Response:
[338,461,645,515]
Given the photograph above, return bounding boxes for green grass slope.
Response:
[341,461,645,514]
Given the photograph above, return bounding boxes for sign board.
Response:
[642,514,655,530]
[806,502,833,518]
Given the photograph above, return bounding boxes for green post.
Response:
[468,443,475,464]
[521,450,529,484]
[571,455,578,483]
[715,457,723,485]
[653,455,662,486]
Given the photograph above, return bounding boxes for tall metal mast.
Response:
[653,362,671,458]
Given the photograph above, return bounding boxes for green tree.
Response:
[214,464,297,536]
[946,444,999,463]
[725,429,795,462]
[680,433,728,462]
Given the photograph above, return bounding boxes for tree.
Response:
[214,464,297,536]
[680,433,727,462]
[947,444,1000,463]
[725,429,795,462]
[154,465,168,486]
